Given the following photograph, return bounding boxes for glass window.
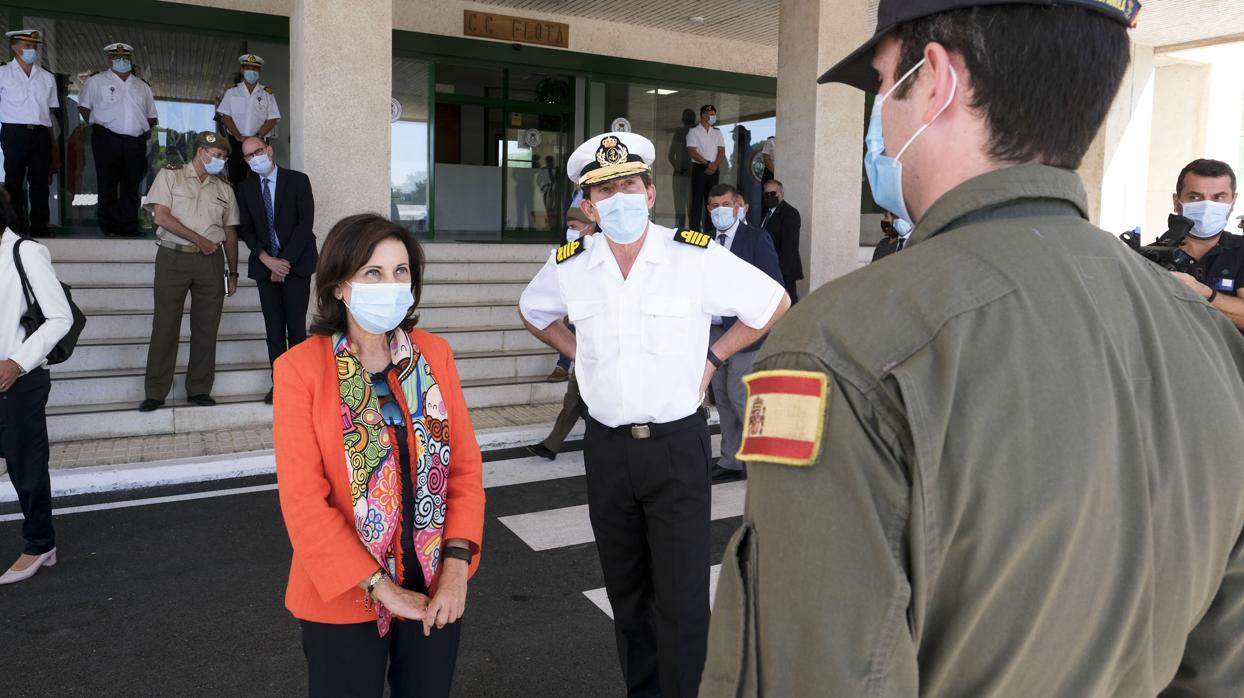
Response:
[390,57,431,234]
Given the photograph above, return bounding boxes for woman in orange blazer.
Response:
[273,213,485,698]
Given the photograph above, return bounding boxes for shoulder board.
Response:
[555,239,587,264]
[674,229,712,249]
[264,86,273,94]
[139,76,152,86]
[87,70,100,77]
[163,163,183,170]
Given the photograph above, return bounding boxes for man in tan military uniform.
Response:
[138,131,240,411]
[702,1,1244,696]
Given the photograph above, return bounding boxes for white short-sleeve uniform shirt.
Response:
[685,124,725,163]
[0,61,57,126]
[519,223,785,427]
[79,71,158,137]
[216,81,281,137]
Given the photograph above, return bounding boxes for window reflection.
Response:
[391,57,431,234]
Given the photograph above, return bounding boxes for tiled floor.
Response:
[36,402,563,471]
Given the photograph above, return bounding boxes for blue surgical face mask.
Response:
[20,48,36,64]
[111,58,132,73]
[593,191,650,244]
[736,206,748,224]
[243,69,259,84]
[348,282,415,334]
[710,206,737,231]
[865,59,958,224]
[565,227,581,244]
[1181,200,1232,239]
[203,152,226,175]
[893,218,913,237]
[707,114,717,126]
[247,152,273,175]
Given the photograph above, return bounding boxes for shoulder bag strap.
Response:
[12,238,37,309]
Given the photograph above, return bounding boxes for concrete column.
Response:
[1078,42,1155,235]
[776,0,871,295]
[1144,59,1210,240]
[290,0,392,232]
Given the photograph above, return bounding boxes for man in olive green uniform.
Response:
[702,1,1244,696]
[138,131,240,411]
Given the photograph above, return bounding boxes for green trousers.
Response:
[542,373,582,452]
[144,245,225,401]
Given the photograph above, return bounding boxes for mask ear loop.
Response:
[894,64,958,162]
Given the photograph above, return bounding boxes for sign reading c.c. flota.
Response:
[463,10,569,48]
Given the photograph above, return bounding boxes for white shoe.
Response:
[0,548,57,585]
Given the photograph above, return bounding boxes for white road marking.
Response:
[498,480,746,552]
[0,484,278,523]
[584,565,723,619]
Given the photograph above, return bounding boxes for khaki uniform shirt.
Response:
[701,165,1244,697]
[144,165,239,245]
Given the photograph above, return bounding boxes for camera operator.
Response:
[1168,159,1244,330]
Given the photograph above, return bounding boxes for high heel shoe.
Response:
[0,548,57,585]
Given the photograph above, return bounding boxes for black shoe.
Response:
[264,389,274,405]
[711,464,744,482]
[138,399,164,412]
[525,443,557,461]
[187,394,217,407]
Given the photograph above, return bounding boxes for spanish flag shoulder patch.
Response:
[674,229,712,248]
[736,370,829,467]
[555,239,587,264]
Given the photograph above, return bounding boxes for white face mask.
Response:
[565,228,581,244]
[710,206,737,231]
[1181,200,1232,239]
[593,192,650,244]
[347,282,414,334]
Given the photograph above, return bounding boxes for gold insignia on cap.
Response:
[596,137,629,169]
[205,134,217,143]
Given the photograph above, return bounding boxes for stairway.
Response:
[41,239,564,442]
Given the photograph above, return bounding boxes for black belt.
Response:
[586,409,705,440]
[2,123,48,131]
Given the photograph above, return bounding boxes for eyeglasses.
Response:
[242,149,267,161]
[371,375,406,428]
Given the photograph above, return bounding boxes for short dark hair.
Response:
[764,179,783,192]
[700,104,716,114]
[310,214,426,336]
[1177,159,1237,196]
[707,183,738,200]
[580,172,654,201]
[893,5,1129,170]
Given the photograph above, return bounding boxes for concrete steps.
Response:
[40,238,563,442]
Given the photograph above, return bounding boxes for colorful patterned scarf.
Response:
[334,331,451,635]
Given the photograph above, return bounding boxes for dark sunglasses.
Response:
[372,376,406,428]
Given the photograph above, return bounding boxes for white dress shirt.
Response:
[79,70,157,137]
[710,219,740,324]
[686,124,725,163]
[520,223,785,427]
[0,230,72,372]
[217,82,281,137]
[0,61,57,126]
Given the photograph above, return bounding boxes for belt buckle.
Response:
[630,424,651,440]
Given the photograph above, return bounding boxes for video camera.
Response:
[1120,214,1199,274]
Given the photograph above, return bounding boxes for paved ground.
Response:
[42,403,564,470]
[0,433,737,697]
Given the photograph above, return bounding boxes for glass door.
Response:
[503,109,570,238]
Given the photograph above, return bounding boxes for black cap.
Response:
[817,0,1142,90]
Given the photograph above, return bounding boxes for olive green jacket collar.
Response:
[910,164,1090,247]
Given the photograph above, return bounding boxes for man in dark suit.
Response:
[705,184,784,481]
[871,212,913,262]
[236,136,315,404]
[760,179,804,302]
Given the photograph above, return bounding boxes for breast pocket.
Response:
[641,295,691,355]
[567,301,615,360]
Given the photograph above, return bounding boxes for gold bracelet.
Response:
[362,569,387,611]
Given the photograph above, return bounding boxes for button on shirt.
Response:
[686,124,725,164]
[0,61,57,126]
[0,230,72,372]
[519,223,785,427]
[143,166,240,244]
[216,82,281,137]
[79,70,157,137]
[711,220,740,325]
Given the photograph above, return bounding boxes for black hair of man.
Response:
[764,179,783,192]
[1177,159,1237,196]
[892,6,1129,170]
[708,183,738,199]
[700,104,716,114]
[580,172,654,201]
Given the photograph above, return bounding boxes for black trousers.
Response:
[0,368,54,555]
[1,123,52,235]
[300,618,462,698]
[256,274,310,366]
[688,164,719,233]
[226,133,249,188]
[784,278,799,304]
[92,127,148,236]
[583,415,712,698]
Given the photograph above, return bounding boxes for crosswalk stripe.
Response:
[584,565,723,619]
[498,480,746,552]
[483,435,723,490]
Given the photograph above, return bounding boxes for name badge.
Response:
[1216,277,1236,293]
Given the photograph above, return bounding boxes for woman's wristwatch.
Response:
[444,546,472,565]
[362,569,387,610]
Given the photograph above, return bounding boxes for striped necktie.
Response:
[262,177,279,255]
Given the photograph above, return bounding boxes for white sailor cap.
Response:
[5,29,43,44]
[567,132,655,187]
[238,54,264,68]
[104,42,133,55]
